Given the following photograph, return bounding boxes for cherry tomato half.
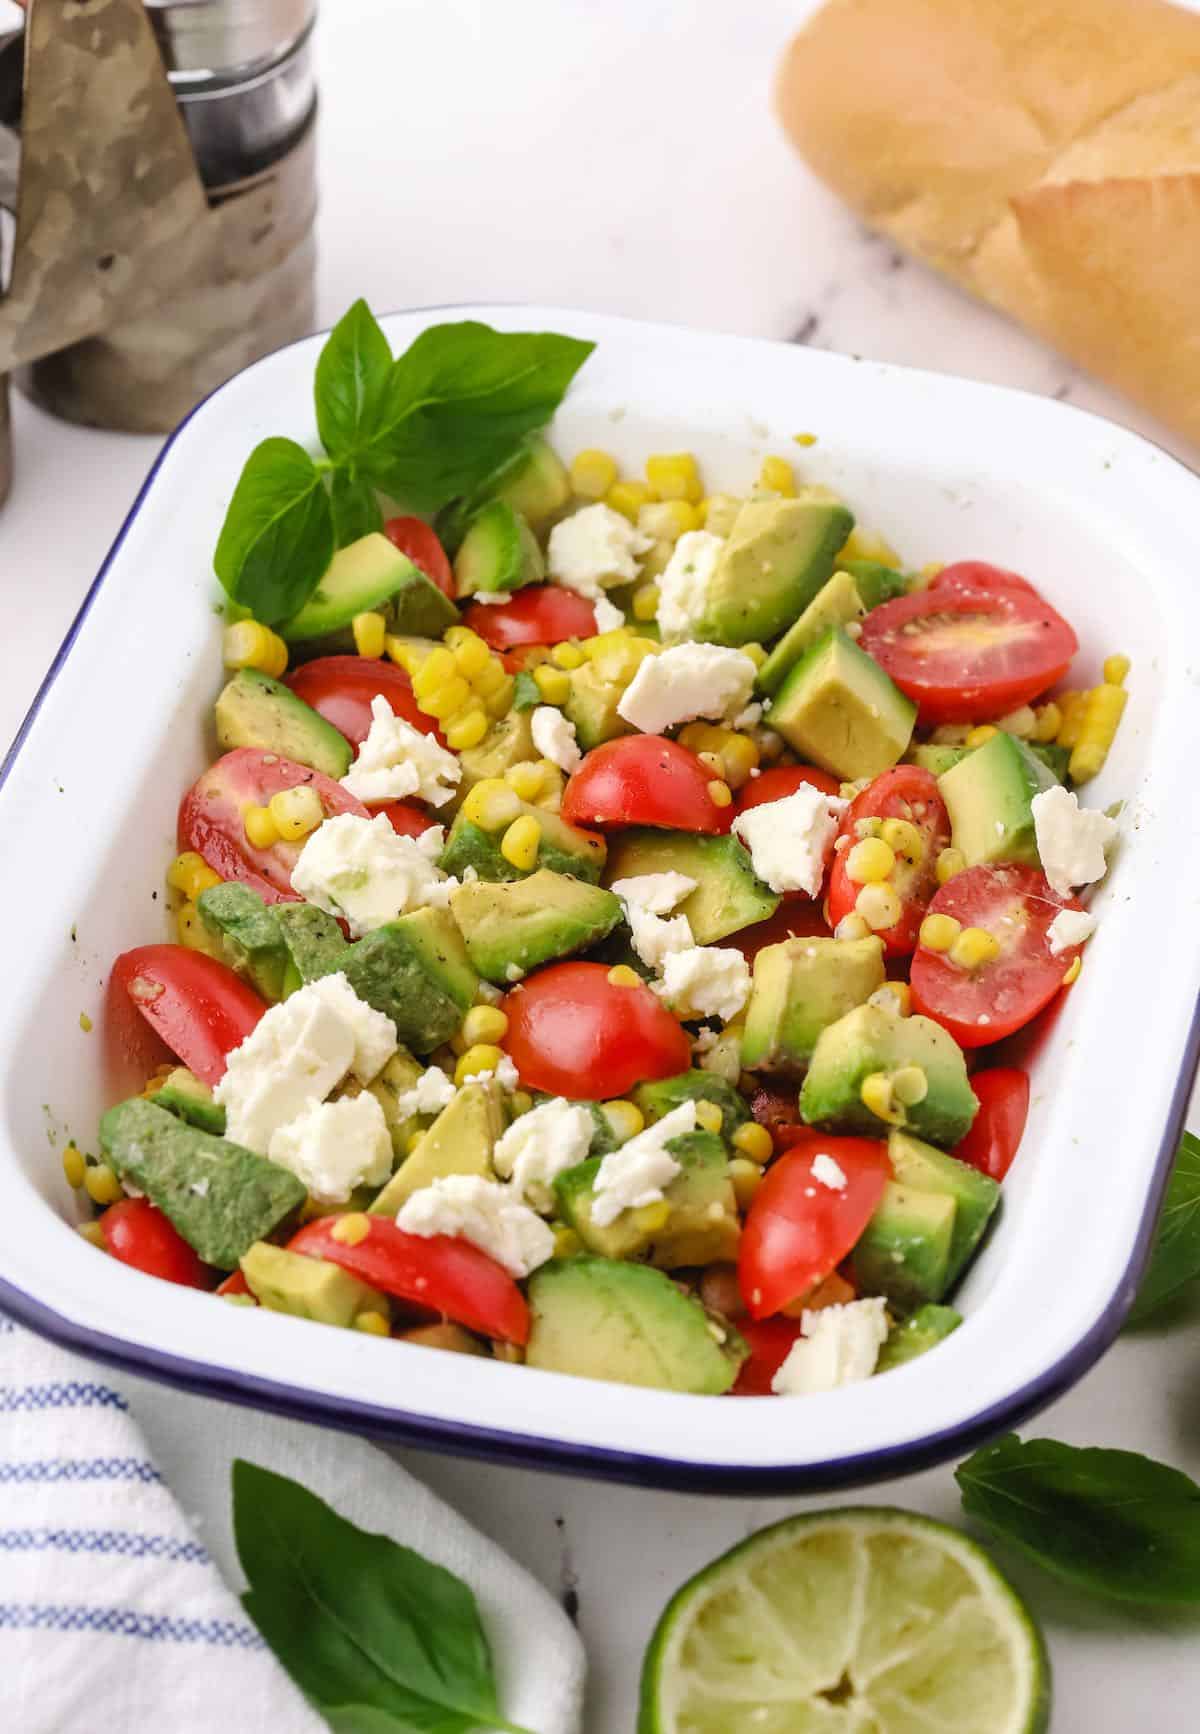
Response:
[111,945,266,1085]
[739,1131,892,1319]
[827,766,951,956]
[728,899,832,964]
[858,566,1077,724]
[462,585,598,651]
[930,561,1038,599]
[910,864,1084,1048]
[99,1197,211,1288]
[502,960,690,1099]
[731,1317,805,1396]
[285,656,443,750]
[561,736,733,834]
[383,516,455,599]
[379,800,438,839]
[953,1068,1030,1181]
[735,764,842,813]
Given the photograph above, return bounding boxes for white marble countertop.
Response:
[3,3,1200,1729]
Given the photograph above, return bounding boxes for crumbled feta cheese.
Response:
[505,963,525,982]
[305,972,397,1083]
[531,705,581,774]
[770,1298,889,1396]
[393,1065,457,1119]
[691,1025,719,1056]
[732,784,848,897]
[462,1052,520,1092]
[396,1175,555,1277]
[617,642,758,735]
[591,1102,695,1227]
[292,813,456,938]
[610,871,696,915]
[732,702,763,730]
[466,589,507,605]
[655,945,751,1023]
[267,1091,393,1204]
[1046,907,1098,956]
[493,1097,594,1212]
[547,503,651,599]
[811,1152,847,1191]
[656,530,724,639]
[624,903,694,972]
[340,696,461,808]
[591,595,625,634]
[213,985,357,1152]
[1031,786,1118,899]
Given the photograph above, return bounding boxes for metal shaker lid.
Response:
[145,0,315,88]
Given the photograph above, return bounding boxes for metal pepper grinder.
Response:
[0,0,317,506]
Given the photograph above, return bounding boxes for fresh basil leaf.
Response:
[957,1432,1200,1604]
[232,1460,534,1734]
[315,298,395,462]
[1128,1131,1200,1324]
[214,438,334,625]
[330,467,383,548]
[511,671,541,712]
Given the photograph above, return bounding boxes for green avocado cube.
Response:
[938,729,1059,868]
[214,668,352,779]
[755,569,867,699]
[275,902,348,992]
[449,868,622,984]
[741,935,886,1076]
[327,907,477,1053]
[876,1303,963,1371]
[152,1068,226,1137]
[700,497,855,646]
[564,661,637,752]
[439,801,607,885]
[280,533,458,646]
[370,1081,504,1215]
[800,1004,979,1149]
[241,1242,388,1328]
[602,828,777,944]
[768,627,917,781]
[197,882,290,1002]
[887,1129,1000,1285]
[554,1131,739,1269]
[633,1070,750,1135]
[850,1182,957,1311]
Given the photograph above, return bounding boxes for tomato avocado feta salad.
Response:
[74,316,1129,1400]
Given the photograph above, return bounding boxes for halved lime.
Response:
[639,1507,1050,1733]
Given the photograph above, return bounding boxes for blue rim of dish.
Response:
[2,307,1199,1493]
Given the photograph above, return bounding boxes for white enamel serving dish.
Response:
[2,307,1199,1492]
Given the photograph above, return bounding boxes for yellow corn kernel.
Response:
[500,813,542,871]
[965,725,998,749]
[701,494,743,537]
[936,847,966,886]
[1063,955,1082,986]
[920,912,962,952]
[634,1199,673,1234]
[758,455,796,497]
[505,761,547,802]
[950,925,1001,970]
[997,704,1036,739]
[331,1213,371,1246]
[411,645,457,697]
[1024,701,1059,743]
[570,448,619,500]
[534,763,565,810]
[166,851,222,900]
[385,635,423,672]
[631,583,660,622]
[451,633,492,679]
[533,664,571,706]
[553,1225,584,1259]
[421,675,473,721]
[268,784,324,842]
[645,452,702,504]
[552,641,585,670]
[79,1012,93,1034]
[1055,690,1089,749]
[471,655,511,698]
[444,707,489,751]
[461,778,522,832]
[838,526,902,568]
[176,901,210,952]
[856,882,903,931]
[455,1044,506,1085]
[607,965,643,989]
[834,912,871,941]
[223,619,288,678]
[707,780,733,808]
[638,499,702,542]
[354,1311,391,1336]
[1069,683,1128,784]
[846,837,896,885]
[406,1130,426,1155]
[695,1101,724,1135]
[601,1099,645,1143]
[678,721,727,757]
[871,980,912,1017]
[879,818,923,866]
[860,1072,904,1126]
[351,611,387,659]
[732,1122,773,1165]
[84,1161,123,1206]
[729,1158,762,1210]
[62,1144,86,1189]
[1103,654,1131,688]
[697,750,726,780]
[462,1005,510,1047]
[78,1221,107,1250]
[892,1065,929,1107]
[721,735,760,790]
[606,480,655,522]
[792,432,818,448]
[236,802,274,849]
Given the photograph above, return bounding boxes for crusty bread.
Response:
[776,0,1200,441]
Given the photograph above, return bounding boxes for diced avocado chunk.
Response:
[98,1098,305,1270]
[370,1080,503,1215]
[887,1129,1000,1286]
[741,936,886,1076]
[633,1071,750,1135]
[454,501,545,599]
[327,909,477,1053]
[938,729,1059,868]
[440,801,606,885]
[850,1182,956,1311]
[555,1131,740,1269]
[241,1242,388,1327]
[214,669,352,779]
[1030,741,1069,782]
[800,1004,979,1148]
[197,882,290,1002]
[769,627,917,780]
[603,828,778,943]
[450,868,622,983]
[454,710,537,806]
[153,1068,226,1137]
[564,661,636,751]
[700,498,855,646]
[337,1047,425,1162]
[876,1302,963,1371]
[755,570,866,699]
[840,558,909,608]
[525,1257,747,1393]
[436,436,570,553]
[906,743,968,777]
[280,533,459,645]
[275,902,348,992]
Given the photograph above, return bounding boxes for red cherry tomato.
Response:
[930,561,1039,599]
[178,747,368,904]
[502,961,691,1099]
[285,656,443,749]
[910,865,1085,1048]
[288,1217,528,1344]
[217,1269,252,1298]
[826,767,951,956]
[382,516,455,598]
[462,585,598,651]
[111,945,266,1085]
[953,1068,1030,1181]
[739,1131,892,1319]
[561,737,733,834]
[99,1198,211,1288]
[731,1317,805,1396]
[735,764,842,813]
[379,800,437,839]
[728,900,832,963]
[858,568,1077,723]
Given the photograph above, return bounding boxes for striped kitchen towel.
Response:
[0,1316,585,1733]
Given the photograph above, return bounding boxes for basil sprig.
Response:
[1129,1130,1200,1324]
[233,1460,537,1734]
[214,300,592,625]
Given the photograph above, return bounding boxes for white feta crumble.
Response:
[617,642,758,736]
[291,813,456,938]
[305,972,398,1083]
[655,945,751,1023]
[1031,786,1118,899]
[624,902,694,972]
[267,1091,393,1205]
[811,1152,847,1191]
[505,962,525,982]
[393,1065,457,1119]
[396,1175,554,1278]
[492,1097,594,1212]
[691,1025,719,1056]
[462,1052,520,1092]
[732,701,764,730]
[531,704,582,774]
[189,1178,210,1198]
[770,1298,889,1397]
[591,595,626,634]
[732,784,848,897]
[466,588,507,605]
[546,503,651,599]
[610,871,696,916]
[1046,907,1098,956]
[340,696,461,808]
[656,530,725,639]
[213,985,357,1153]
[591,1101,696,1227]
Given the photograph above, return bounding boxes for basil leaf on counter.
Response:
[232,1461,535,1734]
[957,1433,1200,1604]
[1128,1131,1200,1324]
[316,298,395,463]
[330,466,384,548]
[214,438,335,625]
